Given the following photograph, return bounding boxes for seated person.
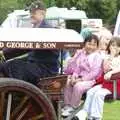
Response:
[62,34,103,117]
[99,29,112,59]
[71,37,120,120]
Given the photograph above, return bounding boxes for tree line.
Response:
[0,0,120,26]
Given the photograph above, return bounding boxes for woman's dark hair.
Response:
[107,37,120,54]
[84,34,99,46]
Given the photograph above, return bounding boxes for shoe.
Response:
[61,106,74,113]
[93,117,102,120]
[71,116,79,120]
[75,109,87,120]
[87,118,93,120]
[61,110,71,117]
[61,106,70,112]
[88,117,101,120]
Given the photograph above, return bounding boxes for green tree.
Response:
[117,0,120,11]
[0,0,18,24]
[85,0,117,25]
[56,0,117,25]
[45,0,56,7]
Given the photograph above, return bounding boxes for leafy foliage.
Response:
[85,0,117,25]
[0,0,18,24]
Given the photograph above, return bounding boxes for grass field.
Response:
[103,100,120,120]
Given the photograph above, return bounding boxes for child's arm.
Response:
[111,68,120,74]
[104,56,120,80]
[73,53,103,81]
[103,55,112,73]
[82,56,103,81]
[104,67,120,80]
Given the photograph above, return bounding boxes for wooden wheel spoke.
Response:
[0,92,5,120]
[11,96,29,119]
[16,104,31,120]
[6,93,12,120]
[31,113,45,120]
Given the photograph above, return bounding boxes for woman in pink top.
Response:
[62,34,103,117]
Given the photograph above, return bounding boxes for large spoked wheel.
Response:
[0,78,57,120]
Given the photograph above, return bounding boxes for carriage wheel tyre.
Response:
[0,78,57,120]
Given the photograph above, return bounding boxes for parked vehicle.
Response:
[1,7,87,32]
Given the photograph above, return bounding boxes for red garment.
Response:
[96,74,120,98]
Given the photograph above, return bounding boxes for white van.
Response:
[1,7,87,32]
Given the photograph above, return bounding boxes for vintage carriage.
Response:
[0,28,85,120]
[0,28,120,120]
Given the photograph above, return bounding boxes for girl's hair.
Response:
[84,34,99,46]
[107,37,120,54]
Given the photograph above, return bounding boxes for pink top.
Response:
[64,49,103,81]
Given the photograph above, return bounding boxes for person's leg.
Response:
[70,80,95,108]
[62,78,75,117]
[83,85,102,115]
[62,80,86,117]
[64,78,73,106]
[90,88,111,119]
[71,109,87,120]
[71,85,102,120]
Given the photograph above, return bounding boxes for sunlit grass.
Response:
[103,100,120,120]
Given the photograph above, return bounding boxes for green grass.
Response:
[103,100,120,120]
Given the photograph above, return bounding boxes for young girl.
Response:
[97,27,112,59]
[72,37,120,120]
[62,34,103,117]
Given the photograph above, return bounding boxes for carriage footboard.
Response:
[37,75,68,100]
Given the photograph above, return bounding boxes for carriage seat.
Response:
[109,72,120,100]
[36,72,120,101]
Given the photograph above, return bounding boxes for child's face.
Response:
[84,39,98,54]
[110,42,120,56]
[99,36,111,51]
[99,40,109,51]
